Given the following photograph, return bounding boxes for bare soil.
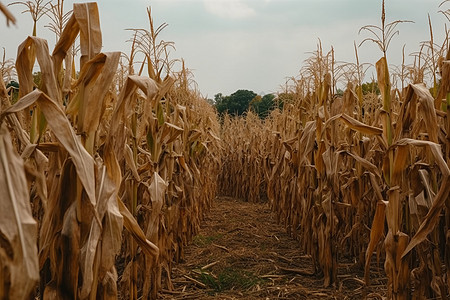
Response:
[159,196,387,300]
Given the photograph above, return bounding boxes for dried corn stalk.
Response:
[219,33,450,299]
[1,2,221,299]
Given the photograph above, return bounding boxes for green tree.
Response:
[360,81,380,95]
[215,90,257,116]
[250,93,276,119]
[214,93,229,115]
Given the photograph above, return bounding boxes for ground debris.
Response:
[160,196,386,299]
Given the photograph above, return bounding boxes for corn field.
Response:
[1,2,221,299]
[1,1,450,299]
[219,3,450,299]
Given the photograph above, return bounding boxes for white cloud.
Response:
[203,0,256,19]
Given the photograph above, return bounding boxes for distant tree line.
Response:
[212,89,283,119]
[210,82,384,120]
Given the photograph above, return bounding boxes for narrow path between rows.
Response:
[159,197,385,299]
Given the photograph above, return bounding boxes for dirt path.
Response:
[159,197,386,299]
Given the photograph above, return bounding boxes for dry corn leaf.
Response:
[394,139,448,176]
[1,89,96,206]
[0,124,39,300]
[365,200,386,285]
[385,231,410,296]
[21,143,49,203]
[326,113,383,136]
[298,121,316,163]
[386,187,401,236]
[161,122,184,144]
[38,156,78,274]
[15,36,61,144]
[118,198,159,259]
[411,84,439,143]
[376,57,393,146]
[418,169,434,205]
[0,75,8,102]
[0,2,16,26]
[143,172,168,299]
[146,172,168,242]
[390,144,409,185]
[397,84,439,142]
[341,150,382,179]
[75,52,120,137]
[124,144,141,181]
[79,164,123,299]
[73,2,102,68]
[52,12,80,73]
[59,201,81,298]
[177,155,193,180]
[109,75,158,151]
[315,140,326,175]
[16,36,60,101]
[435,60,450,110]
[397,138,450,258]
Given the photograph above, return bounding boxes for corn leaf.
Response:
[118,198,159,259]
[0,124,39,299]
[73,2,102,68]
[1,89,96,206]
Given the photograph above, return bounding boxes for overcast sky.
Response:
[1,0,449,98]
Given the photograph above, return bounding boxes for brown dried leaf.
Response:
[326,113,383,136]
[1,90,96,206]
[80,164,123,299]
[341,150,382,179]
[365,200,386,285]
[75,52,120,136]
[73,2,102,68]
[146,172,168,242]
[397,84,439,142]
[108,75,158,160]
[118,198,159,259]
[52,13,79,72]
[59,201,81,298]
[161,122,183,144]
[397,139,450,257]
[0,2,16,26]
[0,124,39,299]
[16,36,60,101]
[124,144,140,181]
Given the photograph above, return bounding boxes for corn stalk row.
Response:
[0,3,221,299]
[219,40,450,300]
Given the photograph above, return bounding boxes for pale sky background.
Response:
[1,0,449,98]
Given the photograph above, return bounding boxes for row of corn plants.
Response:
[219,2,450,299]
[0,2,221,299]
[218,111,267,202]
